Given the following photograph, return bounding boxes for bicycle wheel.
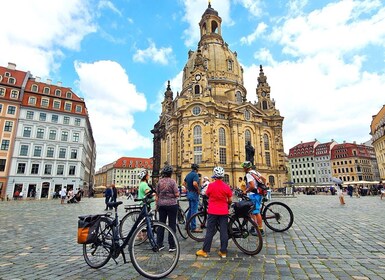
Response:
[186,211,207,242]
[262,201,294,232]
[229,216,263,255]
[129,221,180,279]
[176,207,188,239]
[83,216,112,268]
[119,210,141,239]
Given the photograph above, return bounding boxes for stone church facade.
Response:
[152,4,286,188]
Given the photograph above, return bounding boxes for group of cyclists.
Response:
[135,160,267,259]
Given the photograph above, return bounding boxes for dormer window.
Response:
[0,87,5,96]
[31,84,38,92]
[43,87,50,94]
[66,91,72,99]
[11,90,19,99]
[55,89,61,96]
[28,97,36,105]
[8,77,15,84]
[4,72,10,77]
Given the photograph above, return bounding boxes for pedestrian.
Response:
[104,186,112,210]
[238,176,246,192]
[201,176,210,196]
[60,187,67,204]
[196,166,232,258]
[183,163,202,233]
[111,184,118,207]
[335,183,345,205]
[155,165,179,252]
[14,190,20,200]
[241,161,266,236]
[347,185,354,198]
[138,169,152,199]
[68,188,74,200]
[266,182,272,200]
[379,181,384,200]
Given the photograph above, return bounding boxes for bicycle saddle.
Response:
[107,201,123,208]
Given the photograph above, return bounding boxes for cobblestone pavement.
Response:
[1,194,385,280]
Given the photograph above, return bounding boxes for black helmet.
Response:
[191,163,199,170]
[162,165,173,175]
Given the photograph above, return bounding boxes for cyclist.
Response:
[155,165,179,252]
[196,166,232,258]
[183,163,202,233]
[241,161,266,236]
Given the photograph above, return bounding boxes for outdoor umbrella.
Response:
[331,177,343,184]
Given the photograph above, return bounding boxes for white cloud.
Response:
[98,0,122,16]
[133,41,174,65]
[240,22,268,45]
[75,60,152,169]
[0,0,96,77]
[182,0,232,47]
[235,0,263,17]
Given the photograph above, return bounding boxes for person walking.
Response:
[60,186,67,204]
[335,183,346,205]
[196,166,232,258]
[379,181,384,200]
[183,163,202,233]
[155,165,179,252]
[104,186,112,210]
[241,161,266,236]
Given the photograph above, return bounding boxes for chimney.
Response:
[46,79,52,85]
[35,76,41,82]
[57,81,62,86]
[7,62,16,70]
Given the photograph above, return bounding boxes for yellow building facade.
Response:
[152,4,286,187]
[370,105,385,181]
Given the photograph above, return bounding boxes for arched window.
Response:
[211,20,218,33]
[262,100,268,110]
[193,125,202,144]
[235,91,242,103]
[167,136,171,163]
[263,134,270,150]
[31,84,38,92]
[202,23,207,35]
[219,128,226,146]
[194,85,200,95]
[224,174,230,184]
[245,129,251,145]
[268,175,275,187]
[227,60,233,71]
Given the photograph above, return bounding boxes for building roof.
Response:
[113,157,153,169]
[0,64,29,88]
[288,141,318,158]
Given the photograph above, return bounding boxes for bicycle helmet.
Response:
[162,165,173,175]
[241,161,252,169]
[212,166,225,178]
[191,163,199,170]
[138,169,148,180]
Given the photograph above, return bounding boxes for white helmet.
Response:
[138,169,148,180]
[212,166,225,178]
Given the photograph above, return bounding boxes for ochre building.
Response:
[152,4,286,188]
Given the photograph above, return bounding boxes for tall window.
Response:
[63,116,70,124]
[57,165,64,175]
[4,121,13,132]
[59,148,66,158]
[0,159,6,171]
[53,100,60,109]
[219,128,226,164]
[245,129,251,145]
[1,140,9,150]
[72,132,79,142]
[51,114,58,123]
[20,145,29,156]
[265,152,271,167]
[69,166,76,175]
[31,164,39,174]
[17,163,26,174]
[36,128,44,139]
[268,175,275,186]
[75,118,81,126]
[46,147,54,158]
[61,131,68,141]
[33,146,42,157]
[194,146,202,164]
[263,134,270,150]
[194,85,200,95]
[49,130,56,140]
[70,149,78,159]
[193,125,202,164]
[26,111,34,119]
[193,125,202,144]
[39,113,47,121]
[7,106,16,115]
[41,98,49,107]
[235,91,242,103]
[44,164,52,175]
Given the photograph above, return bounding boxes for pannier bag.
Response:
[249,172,268,196]
[233,200,254,217]
[77,215,102,244]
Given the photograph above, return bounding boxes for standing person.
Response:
[155,165,179,252]
[183,163,201,233]
[241,161,266,236]
[138,169,152,199]
[379,181,384,200]
[201,176,210,196]
[335,183,345,205]
[104,186,112,210]
[196,166,232,258]
[238,177,246,192]
[60,186,67,204]
[111,184,118,203]
[347,185,354,198]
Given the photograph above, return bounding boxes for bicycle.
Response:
[81,190,180,279]
[186,193,263,255]
[119,198,188,240]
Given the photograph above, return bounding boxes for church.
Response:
[152,3,286,188]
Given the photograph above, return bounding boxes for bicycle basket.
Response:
[233,200,254,217]
[77,215,101,244]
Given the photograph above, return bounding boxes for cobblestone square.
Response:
[0,195,384,280]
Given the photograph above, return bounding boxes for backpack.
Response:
[248,172,268,196]
[77,215,102,244]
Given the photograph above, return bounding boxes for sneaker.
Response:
[218,251,226,259]
[192,228,203,233]
[169,247,177,252]
[196,249,208,258]
[249,228,257,236]
[260,229,265,237]
[158,245,165,251]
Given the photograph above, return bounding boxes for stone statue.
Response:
[245,141,255,165]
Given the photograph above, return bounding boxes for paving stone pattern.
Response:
[0,195,384,280]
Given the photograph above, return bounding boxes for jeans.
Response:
[157,204,178,248]
[203,214,228,253]
[105,196,111,210]
[187,191,199,230]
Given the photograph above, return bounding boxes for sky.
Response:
[1,0,384,170]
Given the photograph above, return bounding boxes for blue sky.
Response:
[1,0,384,170]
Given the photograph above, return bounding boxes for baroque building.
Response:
[152,4,286,188]
[370,105,385,180]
